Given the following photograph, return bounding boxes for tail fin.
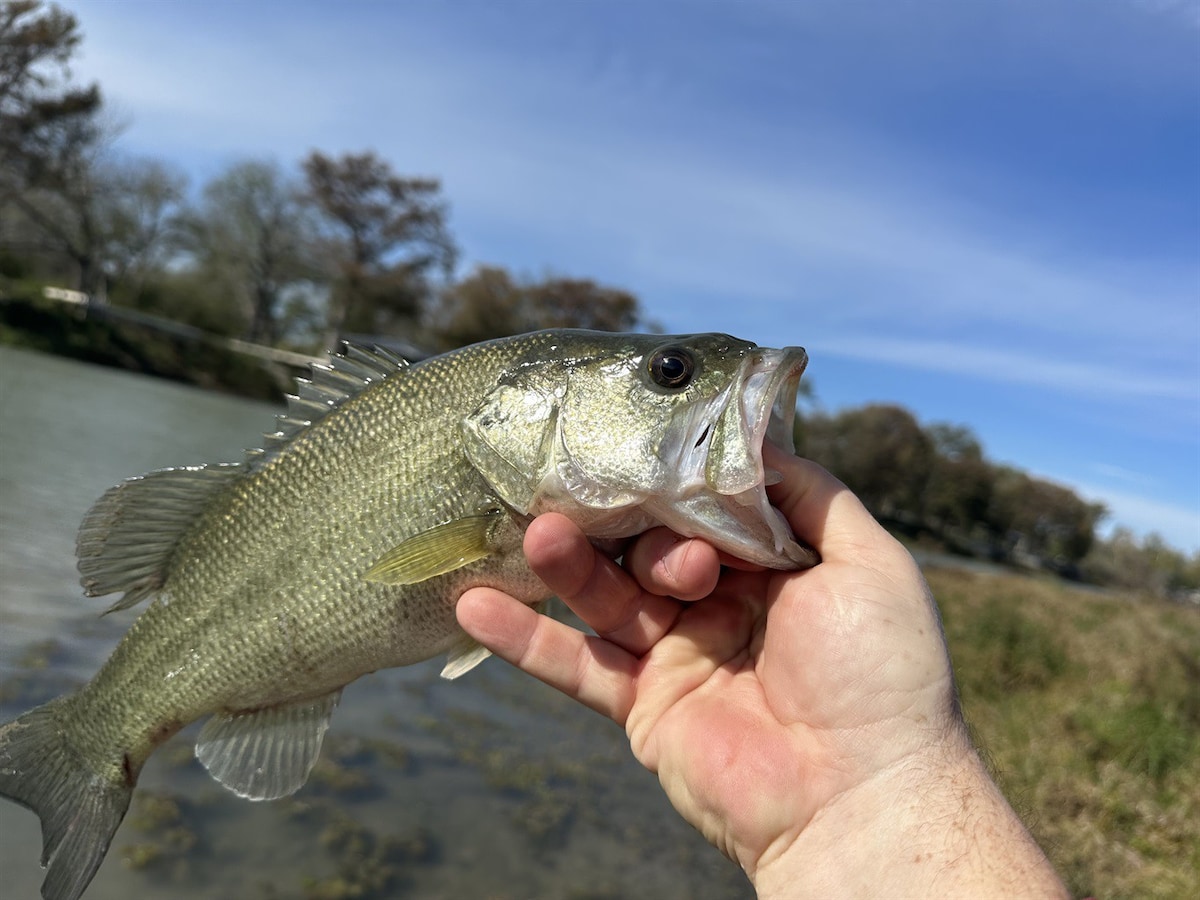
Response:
[0,698,132,900]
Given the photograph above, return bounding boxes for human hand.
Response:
[457,451,1067,898]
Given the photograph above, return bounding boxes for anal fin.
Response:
[195,691,340,800]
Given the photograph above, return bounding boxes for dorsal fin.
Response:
[252,343,409,465]
[76,464,242,612]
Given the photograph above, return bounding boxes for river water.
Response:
[0,346,752,900]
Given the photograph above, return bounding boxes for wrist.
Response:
[751,731,1068,899]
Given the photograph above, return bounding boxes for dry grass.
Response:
[928,567,1200,899]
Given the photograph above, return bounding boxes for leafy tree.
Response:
[923,423,994,536]
[126,267,244,338]
[801,404,934,520]
[302,150,455,345]
[178,159,316,344]
[987,467,1106,567]
[431,264,643,349]
[0,0,100,201]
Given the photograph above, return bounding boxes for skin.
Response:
[457,450,1070,898]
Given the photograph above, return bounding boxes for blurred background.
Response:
[0,2,1197,898]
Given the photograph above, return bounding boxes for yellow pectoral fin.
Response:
[365,512,502,585]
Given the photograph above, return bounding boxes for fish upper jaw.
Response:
[728,345,807,492]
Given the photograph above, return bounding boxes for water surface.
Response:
[0,346,752,899]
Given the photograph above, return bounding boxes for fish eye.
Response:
[647,346,696,390]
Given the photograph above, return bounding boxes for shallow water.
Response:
[0,346,752,899]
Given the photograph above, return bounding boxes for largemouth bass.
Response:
[0,329,816,900]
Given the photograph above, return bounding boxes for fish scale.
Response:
[0,329,816,900]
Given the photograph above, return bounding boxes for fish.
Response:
[0,328,817,900]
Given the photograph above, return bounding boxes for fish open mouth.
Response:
[657,345,818,570]
[741,346,808,481]
[719,346,817,568]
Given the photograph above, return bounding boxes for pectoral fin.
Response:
[195,691,341,800]
[365,512,502,586]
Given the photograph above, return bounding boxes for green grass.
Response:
[930,567,1200,899]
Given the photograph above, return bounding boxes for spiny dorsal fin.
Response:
[254,343,409,464]
[195,691,341,800]
[76,464,242,612]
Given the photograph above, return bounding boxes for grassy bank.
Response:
[929,567,1199,899]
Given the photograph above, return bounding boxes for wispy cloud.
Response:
[1089,462,1162,489]
[1131,0,1200,28]
[809,334,1199,402]
[1073,480,1200,551]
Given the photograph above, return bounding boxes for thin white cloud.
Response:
[810,334,1198,401]
[1089,462,1161,489]
[1072,481,1200,552]
[1132,0,1200,27]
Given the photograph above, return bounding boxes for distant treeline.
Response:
[798,406,1200,601]
[2,1,1196,599]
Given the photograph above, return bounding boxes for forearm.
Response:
[752,737,1069,899]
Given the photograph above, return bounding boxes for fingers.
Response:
[456,587,636,724]
[621,526,723,600]
[523,515,717,656]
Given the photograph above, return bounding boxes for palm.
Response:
[623,553,953,871]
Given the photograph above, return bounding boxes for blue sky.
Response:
[68,0,1199,551]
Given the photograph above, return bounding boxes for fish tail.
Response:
[0,697,132,900]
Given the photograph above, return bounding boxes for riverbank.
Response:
[0,292,286,401]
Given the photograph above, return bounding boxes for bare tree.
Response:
[179,159,317,344]
[14,135,186,298]
[0,3,184,298]
[95,156,188,298]
[0,1,100,202]
[302,150,456,345]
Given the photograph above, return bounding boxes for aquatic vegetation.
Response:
[0,639,80,707]
[300,813,439,900]
[119,791,198,875]
[13,638,68,671]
